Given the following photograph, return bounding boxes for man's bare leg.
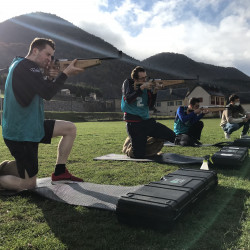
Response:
[52,120,77,164]
[51,120,83,183]
[0,171,36,191]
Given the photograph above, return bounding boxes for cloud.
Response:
[75,0,250,76]
[1,0,250,76]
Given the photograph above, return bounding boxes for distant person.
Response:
[220,94,250,139]
[174,97,209,146]
[0,37,84,192]
[121,66,175,158]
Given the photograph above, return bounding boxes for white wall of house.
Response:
[242,104,250,111]
[61,89,71,95]
[156,100,183,116]
[187,86,210,106]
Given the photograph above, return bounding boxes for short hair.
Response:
[131,66,145,80]
[229,94,239,102]
[189,97,200,106]
[27,38,55,56]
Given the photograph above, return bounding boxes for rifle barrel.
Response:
[201,106,226,112]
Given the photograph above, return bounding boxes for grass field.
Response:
[0,118,249,250]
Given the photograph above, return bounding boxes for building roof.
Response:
[156,88,189,101]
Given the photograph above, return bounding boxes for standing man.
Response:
[174,97,209,146]
[220,94,250,139]
[0,38,84,192]
[121,66,175,158]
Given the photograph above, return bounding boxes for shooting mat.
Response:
[94,153,204,165]
[164,141,233,147]
[164,141,213,147]
[0,178,142,211]
[34,178,142,211]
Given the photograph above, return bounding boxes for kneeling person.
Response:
[0,38,84,192]
[174,97,209,146]
[121,66,175,158]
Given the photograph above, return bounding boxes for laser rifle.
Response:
[200,106,226,112]
[134,78,187,90]
[45,51,122,76]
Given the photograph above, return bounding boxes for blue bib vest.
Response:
[121,89,149,120]
[2,58,45,142]
[174,106,191,135]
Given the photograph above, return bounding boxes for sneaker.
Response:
[224,132,230,139]
[51,169,83,184]
[194,139,202,146]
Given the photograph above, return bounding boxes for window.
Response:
[216,97,220,105]
[156,102,161,107]
[220,97,225,105]
[211,96,215,105]
[168,101,174,106]
[176,100,182,106]
[198,97,203,102]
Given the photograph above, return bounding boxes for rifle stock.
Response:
[134,78,185,90]
[154,79,185,87]
[55,58,101,71]
[45,51,122,76]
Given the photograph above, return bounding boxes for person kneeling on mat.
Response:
[174,97,209,146]
[121,66,176,158]
[220,94,250,139]
[0,38,84,192]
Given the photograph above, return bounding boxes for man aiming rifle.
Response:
[121,66,178,158]
[0,37,85,192]
[174,97,209,146]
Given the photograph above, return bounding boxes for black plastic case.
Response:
[116,168,218,229]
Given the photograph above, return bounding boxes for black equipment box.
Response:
[233,136,250,148]
[116,168,217,229]
[212,146,248,168]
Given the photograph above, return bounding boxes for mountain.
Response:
[0,12,249,98]
[142,53,250,94]
[0,12,179,98]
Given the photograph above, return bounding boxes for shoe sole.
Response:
[51,180,83,185]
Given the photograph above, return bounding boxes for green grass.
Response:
[0,118,249,250]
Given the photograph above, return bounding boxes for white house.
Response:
[60,89,71,95]
[156,84,225,116]
[156,88,189,116]
[186,85,225,107]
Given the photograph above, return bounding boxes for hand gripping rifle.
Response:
[44,51,122,76]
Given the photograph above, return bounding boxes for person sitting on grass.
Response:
[220,94,250,139]
[174,97,209,146]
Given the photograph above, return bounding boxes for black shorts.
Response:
[4,119,56,179]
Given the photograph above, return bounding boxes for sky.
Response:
[1,0,250,76]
